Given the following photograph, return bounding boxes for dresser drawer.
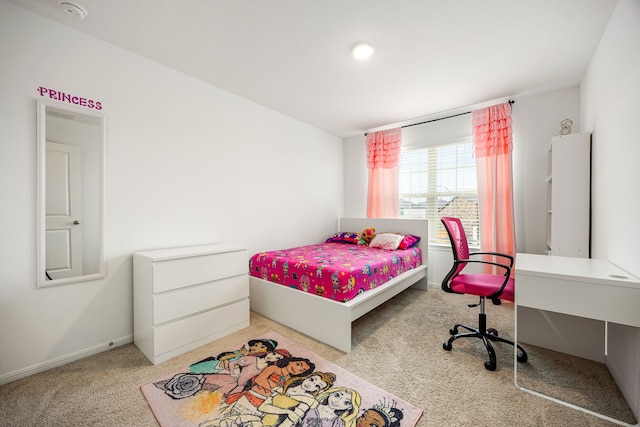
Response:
[154,299,250,358]
[134,244,249,364]
[152,250,247,293]
[153,275,249,325]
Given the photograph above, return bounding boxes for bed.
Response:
[249,217,428,352]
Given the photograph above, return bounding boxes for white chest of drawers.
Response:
[133,244,249,364]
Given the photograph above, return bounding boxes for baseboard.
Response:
[410,276,430,291]
[427,281,440,290]
[0,335,133,386]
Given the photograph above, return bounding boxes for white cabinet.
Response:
[546,132,591,257]
[134,244,249,364]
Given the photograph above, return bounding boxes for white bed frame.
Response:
[249,218,428,352]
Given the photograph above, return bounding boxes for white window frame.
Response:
[399,141,480,246]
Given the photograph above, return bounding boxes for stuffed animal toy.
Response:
[360,228,376,245]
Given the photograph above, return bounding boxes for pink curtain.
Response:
[366,128,402,218]
[472,103,515,271]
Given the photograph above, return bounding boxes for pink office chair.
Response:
[440,217,528,371]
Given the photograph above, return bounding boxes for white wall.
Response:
[511,87,581,255]
[581,0,640,277]
[344,88,580,286]
[580,0,640,416]
[0,1,343,383]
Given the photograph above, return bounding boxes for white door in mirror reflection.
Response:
[45,141,83,280]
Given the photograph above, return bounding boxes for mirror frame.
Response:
[36,99,106,287]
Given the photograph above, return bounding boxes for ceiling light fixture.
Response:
[351,42,374,60]
[59,1,88,20]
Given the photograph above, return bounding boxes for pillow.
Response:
[325,232,364,245]
[359,228,376,245]
[369,233,403,250]
[398,234,421,249]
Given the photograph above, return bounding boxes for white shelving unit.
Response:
[546,132,591,258]
[133,243,249,364]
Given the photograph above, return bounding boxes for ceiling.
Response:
[10,0,618,137]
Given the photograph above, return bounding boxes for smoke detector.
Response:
[59,1,88,20]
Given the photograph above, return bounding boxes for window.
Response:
[399,141,480,246]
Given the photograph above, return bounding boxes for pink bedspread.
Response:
[249,243,423,302]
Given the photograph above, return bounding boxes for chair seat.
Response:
[450,274,515,302]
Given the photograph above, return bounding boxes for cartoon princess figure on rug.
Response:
[201,356,317,426]
[190,339,279,374]
[202,348,292,397]
[356,399,404,427]
[295,387,361,427]
[259,372,337,426]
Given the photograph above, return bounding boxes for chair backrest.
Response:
[441,217,470,288]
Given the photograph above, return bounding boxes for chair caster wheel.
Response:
[484,361,496,371]
[443,342,452,351]
[517,353,528,363]
[487,328,498,336]
[449,327,458,335]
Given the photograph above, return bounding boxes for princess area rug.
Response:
[141,332,423,427]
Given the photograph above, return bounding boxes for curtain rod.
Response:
[364,99,514,136]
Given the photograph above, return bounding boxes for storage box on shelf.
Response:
[133,244,249,364]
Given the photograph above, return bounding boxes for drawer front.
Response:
[517,275,640,327]
[154,299,250,357]
[152,250,247,293]
[153,275,249,325]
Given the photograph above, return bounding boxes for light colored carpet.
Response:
[0,288,634,426]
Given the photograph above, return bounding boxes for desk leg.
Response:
[513,304,637,427]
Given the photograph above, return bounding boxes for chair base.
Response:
[443,303,528,371]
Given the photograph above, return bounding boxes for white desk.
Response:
[514,253,640,426]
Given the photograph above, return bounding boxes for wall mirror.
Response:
[36,99,106,287]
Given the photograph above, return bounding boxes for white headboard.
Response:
[338,217,429,256]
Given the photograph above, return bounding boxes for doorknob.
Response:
[73,220,80,225]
